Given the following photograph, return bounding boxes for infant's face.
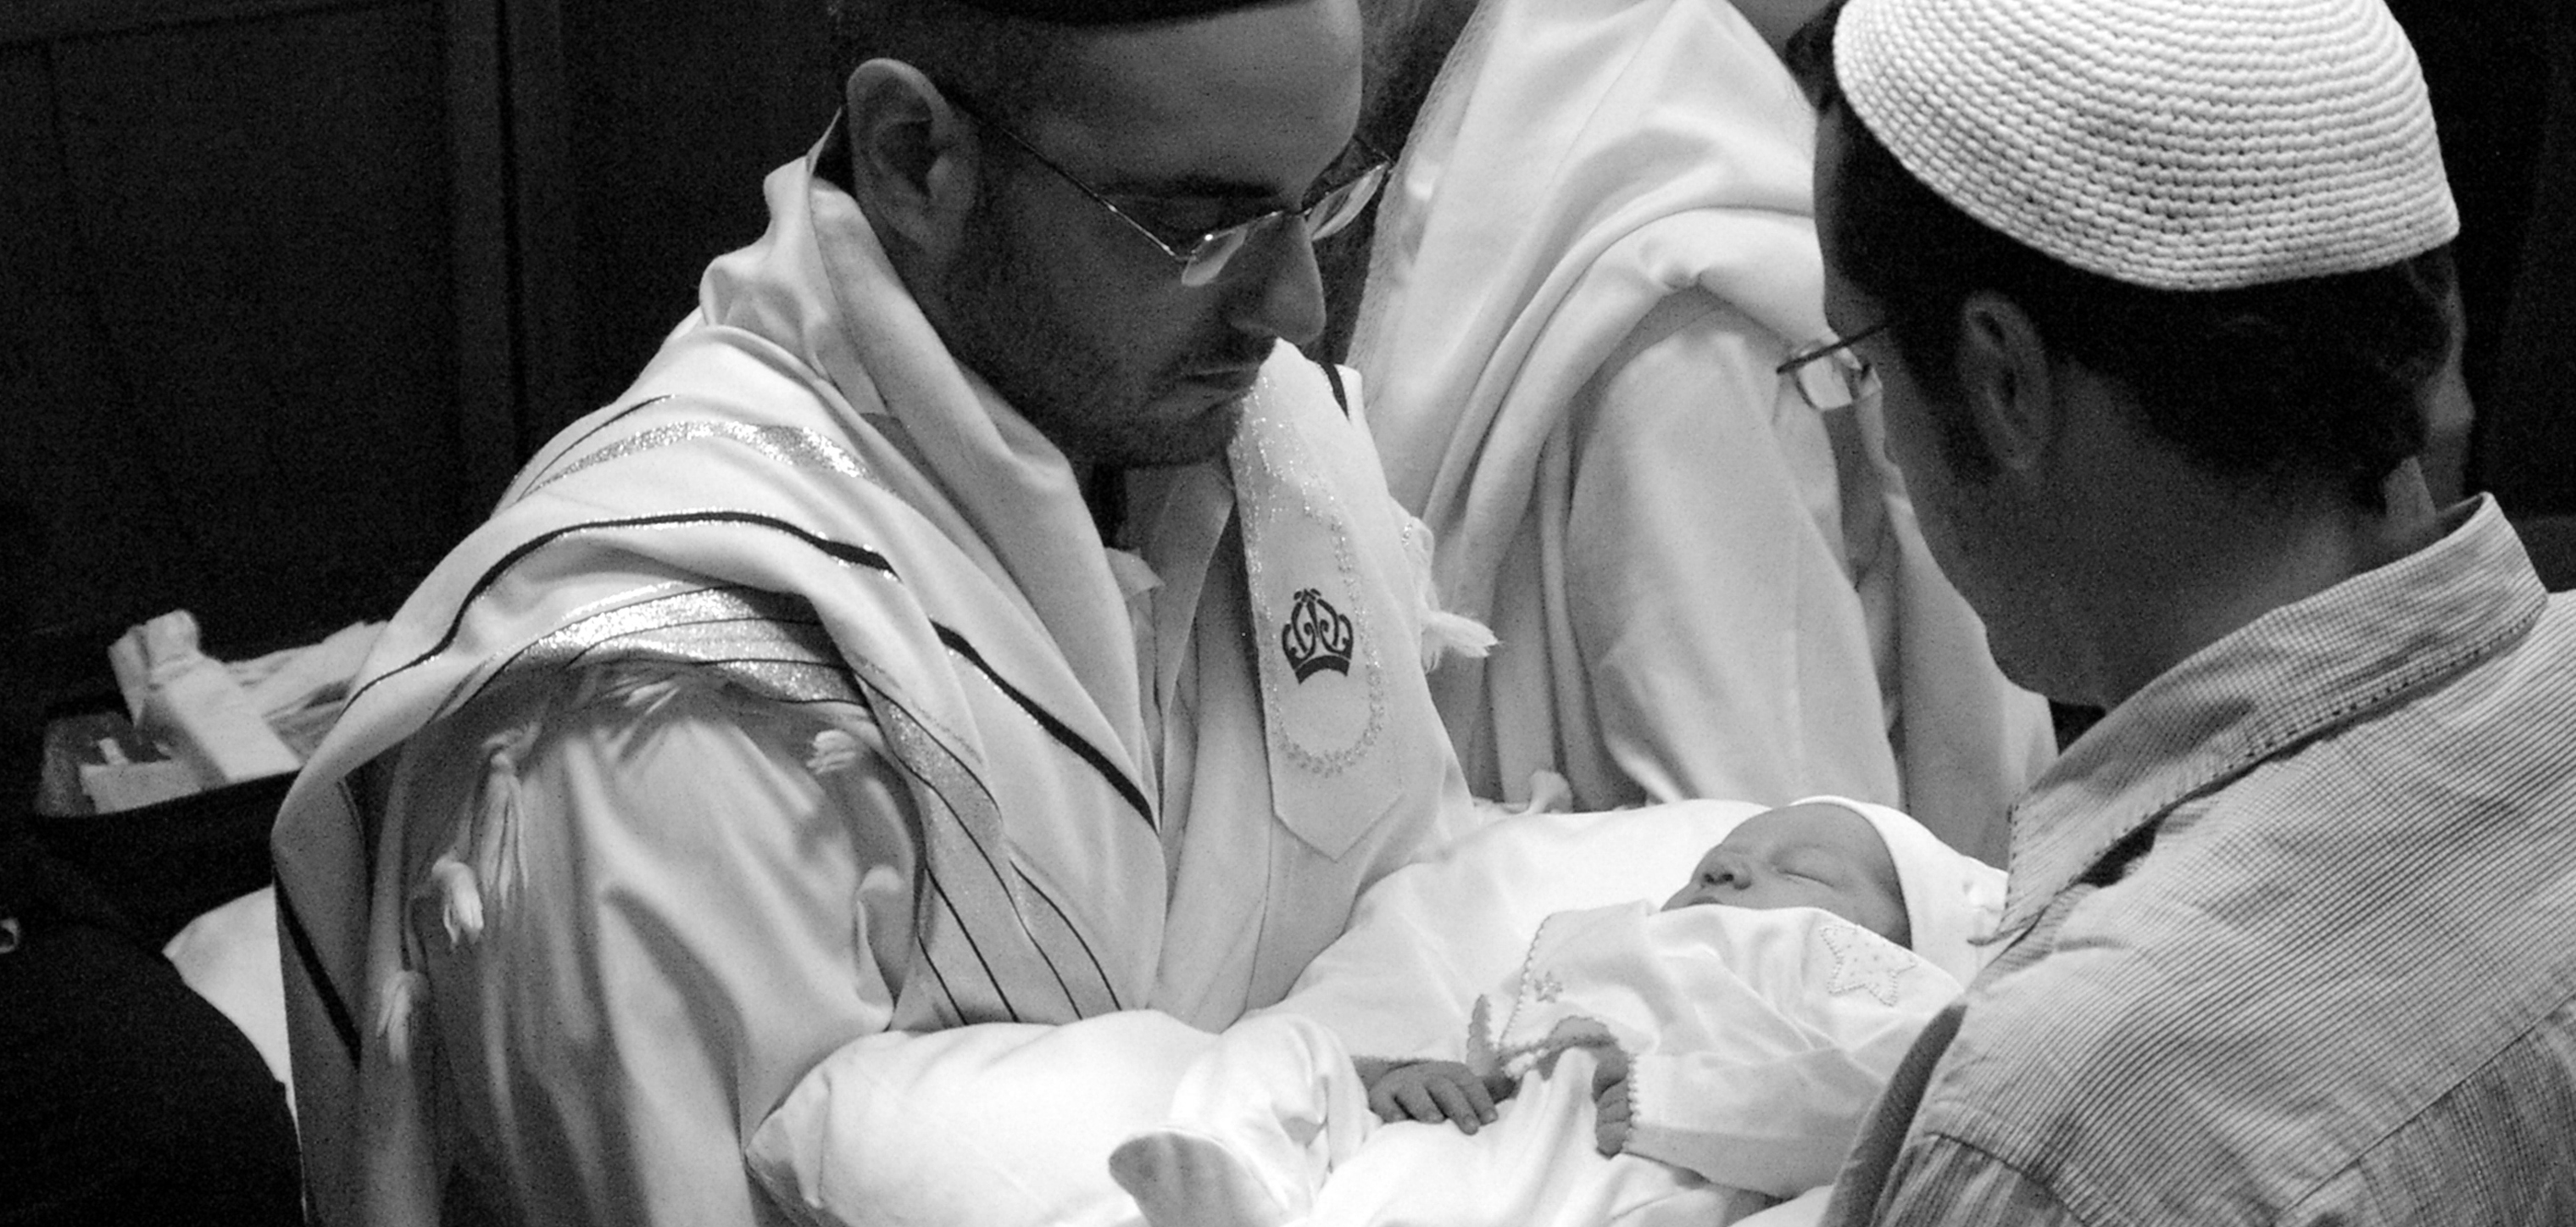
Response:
[1661,803,1911,947]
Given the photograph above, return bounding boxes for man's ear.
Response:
[842,60,981,260]
[1952,290,2060,473]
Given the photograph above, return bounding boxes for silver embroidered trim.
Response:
[526,421,875,497]
[1236,375,1388,777]
[509,585,865,706]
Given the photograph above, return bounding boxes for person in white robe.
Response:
[1104,798,2005,1227]
[266,2,1482,1223]
[1346,0,2055,860]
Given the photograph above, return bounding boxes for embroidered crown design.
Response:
[1281,588,1355,682]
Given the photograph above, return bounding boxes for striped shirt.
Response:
[1824,496,2576,1224]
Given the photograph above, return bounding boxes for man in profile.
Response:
[1790,0,2576,1219]
[271,0,1478,1221]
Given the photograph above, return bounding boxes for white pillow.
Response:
[747,1012,1219,1227]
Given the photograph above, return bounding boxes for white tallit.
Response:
[273,136,1475,1226]
[1349,0,2053,857]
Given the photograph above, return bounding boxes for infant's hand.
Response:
[1366,1060,1511,1134]
[1590,1048,1632,1157]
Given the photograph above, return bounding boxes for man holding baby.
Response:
[271,0,1482,1221]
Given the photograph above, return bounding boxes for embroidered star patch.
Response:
[1821,921,1916,1007]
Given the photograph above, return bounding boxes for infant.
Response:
[1359,799,1914,1152]
[1110,798,2001,1227]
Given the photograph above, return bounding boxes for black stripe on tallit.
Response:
[935,625,1154,826]
[910,930,966,1029]
[509,622,831,683]
[468,586,854,711]
[516,395,677,486]
[891,723,1032,1018]
[351,511,1154,832]
[275,878,362,1065]
[1017,868,1119,1011]
[347,511,895,712]
[1019,905,1085,1017]
[865,685,1124,1018]
[921,867,1019,1020]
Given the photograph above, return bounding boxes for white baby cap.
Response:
[1794,795,2006,984]
[1833,0,2458,291]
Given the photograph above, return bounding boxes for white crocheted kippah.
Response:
[1833,0,2459,291]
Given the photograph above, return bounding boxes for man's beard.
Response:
[945,202,1118,424]
[941,192,1266,469]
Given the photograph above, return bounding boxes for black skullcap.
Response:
[949,0,1294,25]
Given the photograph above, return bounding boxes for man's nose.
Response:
[1221,215,1328,349]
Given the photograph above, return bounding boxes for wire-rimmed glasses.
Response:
[1778,321,1889,410]
[944,87,1391,288]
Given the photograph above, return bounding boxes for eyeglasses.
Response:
[944,88,1391,288]
[1777,321,1889,410]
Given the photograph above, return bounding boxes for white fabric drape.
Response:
[1349,0,2054,858]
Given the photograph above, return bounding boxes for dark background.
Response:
[3,0,838,737]
[5,0,2572,744]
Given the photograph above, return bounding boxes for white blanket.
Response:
[749,800,1858,1227]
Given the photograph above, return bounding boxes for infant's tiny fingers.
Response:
[1400,1085,1444,1123]
[1425,1079,1477,1132]
[1459,1076,1497,1123]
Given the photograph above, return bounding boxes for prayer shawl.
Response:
[272,142,1472,1225]
[1349,0,2052,857]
